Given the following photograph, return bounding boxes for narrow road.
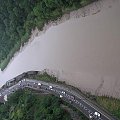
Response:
[0,78,117,120]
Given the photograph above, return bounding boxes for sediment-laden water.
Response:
[0,0,120,98]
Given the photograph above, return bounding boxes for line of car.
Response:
[26,80,102,120]
[47,84,102,120]
[0,79,102,120]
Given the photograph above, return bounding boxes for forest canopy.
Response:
[0,89,72,120]
[0,0,94,70]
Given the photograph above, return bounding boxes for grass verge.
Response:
[29,71,120,119]
[0,0,97,71]
[96,96,120,119]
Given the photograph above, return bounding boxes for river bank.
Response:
[0,0,97,71]
[0,0,120,99]
[0,0,103,72]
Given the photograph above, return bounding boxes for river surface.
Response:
[0,0,120,98]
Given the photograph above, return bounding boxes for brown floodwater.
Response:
[0,0,120,98]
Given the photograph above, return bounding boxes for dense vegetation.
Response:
[28,72,120,119]
[0,0,95,70]
[96,96,120,119]
[29,71,58,82]
[0,89,72,120]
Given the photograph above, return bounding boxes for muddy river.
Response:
[0,0,120,98]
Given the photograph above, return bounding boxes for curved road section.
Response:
[0,78,117,120]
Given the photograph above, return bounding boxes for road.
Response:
[0,78,117,120]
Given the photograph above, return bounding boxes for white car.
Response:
[60,95,63,98]
[61,91,66,94]
[18,81,22,84]
[38,83,41,86]
[94,112,101,117]
[18,82,21,85]
[69,100,72,104]
[89,114,93,119]
[49,86,53,89]
[23,79,26,81]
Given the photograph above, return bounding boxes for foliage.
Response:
[0,89,72,120]
[63,100,88,120]
[0,0,95,70]
[96,96,120,119]
[80,0,91,6]
[29,71,58,82]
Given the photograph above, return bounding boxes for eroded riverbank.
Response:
[0,0,120,98]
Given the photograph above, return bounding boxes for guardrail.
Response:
[0,71,118,120]
[0,77,118,120]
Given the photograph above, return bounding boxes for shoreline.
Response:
[2,70,120,119]
[1,0,103,72]
[0,0,119,99]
